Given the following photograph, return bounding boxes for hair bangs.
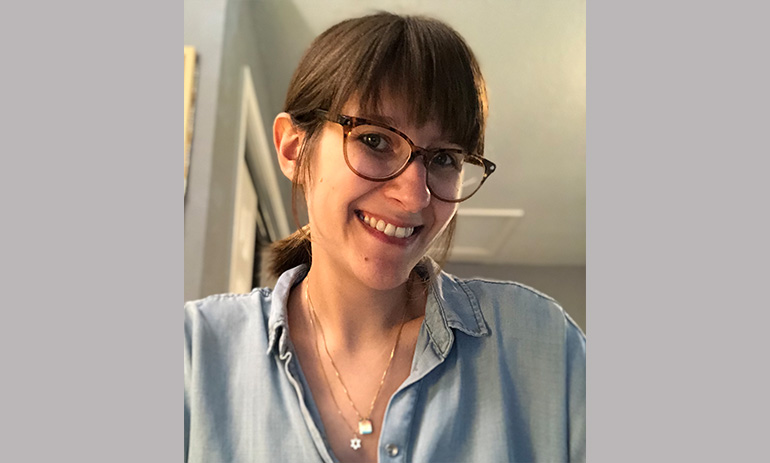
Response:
[313,15,486,156]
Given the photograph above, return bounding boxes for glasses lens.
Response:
[427,153,486,201]
[345,124,410,179]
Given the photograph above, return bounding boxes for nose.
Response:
[385,156,431,212]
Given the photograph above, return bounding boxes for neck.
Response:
[303,262,422,352]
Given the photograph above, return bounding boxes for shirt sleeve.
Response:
[184,305,192,463]
[565,318,586,462]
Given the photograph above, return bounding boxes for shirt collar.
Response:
[420,258,490,358]
[266,264,308,356]
[266,258,489,357]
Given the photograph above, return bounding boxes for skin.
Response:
[274,96,459,462]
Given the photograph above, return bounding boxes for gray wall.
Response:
[184,0,227,302]
[444,262,586,333]
[184,0,296,302]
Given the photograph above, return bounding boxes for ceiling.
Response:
[250,0,585,267]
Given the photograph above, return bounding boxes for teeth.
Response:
[360,213,416,239]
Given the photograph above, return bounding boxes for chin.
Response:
[353,255,421,291]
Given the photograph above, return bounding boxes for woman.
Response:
[185,12,585,463]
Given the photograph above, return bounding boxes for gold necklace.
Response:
[305,280,408,451]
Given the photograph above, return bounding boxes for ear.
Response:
[273,112,303,181]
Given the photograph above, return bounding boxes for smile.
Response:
[355,211,419,239]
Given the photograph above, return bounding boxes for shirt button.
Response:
[385,444,400,457]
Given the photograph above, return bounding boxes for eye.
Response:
[358,133,391,151]
[432,151,463,169]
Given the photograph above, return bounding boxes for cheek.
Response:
[434,202,458,226]
[305,172,343,217]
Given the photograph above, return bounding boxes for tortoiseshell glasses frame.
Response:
[315,110,496,203]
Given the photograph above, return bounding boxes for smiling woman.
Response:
[184,12,585,463]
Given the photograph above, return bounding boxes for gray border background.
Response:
[0,0,767,461]
[1,1,176,461]
[589,0,768,461]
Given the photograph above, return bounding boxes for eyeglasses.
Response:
[317,110,496,203]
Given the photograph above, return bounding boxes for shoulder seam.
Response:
[186,287,272,306]
[459,278,559,304]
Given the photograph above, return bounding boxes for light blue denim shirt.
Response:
[184,259,586,462]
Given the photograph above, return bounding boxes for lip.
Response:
[355,210,423,246]
[356,210,421,229]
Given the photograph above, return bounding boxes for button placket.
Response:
[280,348,336,463]
[379,381,423,462]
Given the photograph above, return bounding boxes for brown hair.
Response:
[269,12,487,278]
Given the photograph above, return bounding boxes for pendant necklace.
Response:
[305,280,408,451]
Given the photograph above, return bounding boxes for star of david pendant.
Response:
[358,419,373,435]
[350,436,362,450]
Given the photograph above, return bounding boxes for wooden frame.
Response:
[236,66,291,242]
[228,66,292,291]
[184,46,197,196]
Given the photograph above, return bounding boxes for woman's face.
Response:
[304,96,459,290]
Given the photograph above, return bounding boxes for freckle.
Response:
[364,257,369,262]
